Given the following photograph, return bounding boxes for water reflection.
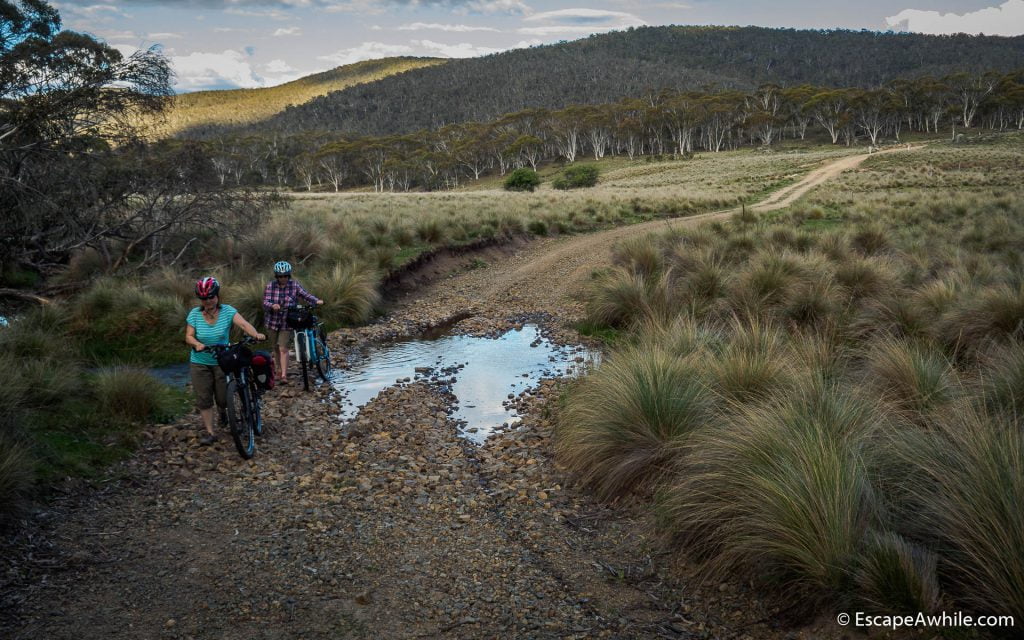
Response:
[332,324,600,442]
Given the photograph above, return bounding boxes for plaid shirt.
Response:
[262,279,319,330]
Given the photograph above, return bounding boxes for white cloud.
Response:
[412,38,504,57]
[886,0,1024,36]
[264,59,296,74]
[318,41,415,66]
[398,22,501,32]
[273,26,303,36]
[461,0,531,15]
[149,32,183,39]
[170,49,265,92]
[518,7,645,36]
[523,8,641,23]
[111,44,139,58]
[518,24,628,36]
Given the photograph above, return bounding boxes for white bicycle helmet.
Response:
[273,261,292,276]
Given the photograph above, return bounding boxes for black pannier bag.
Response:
[216,343,252,374]
[286,307,314,330]
[250,350,276,390]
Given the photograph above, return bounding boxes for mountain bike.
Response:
[286,304,332,391]
[207,337,270,459]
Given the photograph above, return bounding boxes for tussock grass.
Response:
[613,236,665,278]
[556,344,714,500]
[865,339,955,415]
[855,531,941,615]
[0,435,34,527]
[709,319,792,403]
[978,340,1024,418]
[938,284,1024,353]
[891,405,1024,620]
[93,367,166,422]
[584,267,674,329]
[311,263,381,325]
[562,140,1024,616]
[667,379,883,599]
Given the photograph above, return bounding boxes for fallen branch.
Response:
[0,288,52,306]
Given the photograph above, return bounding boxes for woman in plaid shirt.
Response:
[263,261,323,384]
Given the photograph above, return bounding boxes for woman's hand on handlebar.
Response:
[255,332,266,341]
[194,342,207,352]
[316,299,324,306]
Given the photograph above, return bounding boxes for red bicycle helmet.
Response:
[195,276,220,299]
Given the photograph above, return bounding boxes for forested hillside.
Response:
[204,26,1024,139]
[155,57,444,138]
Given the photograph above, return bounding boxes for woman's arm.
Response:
[233,313,266,341]
[185,323,205,351]
[262,282,276,310]
[296,281,323,305]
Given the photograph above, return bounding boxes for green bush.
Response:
[503,168,540,192]
[552,165,599,190]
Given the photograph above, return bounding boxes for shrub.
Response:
[221,276,267,328]
[556,344,714,500]
[527,219,548,236]
[503,168,540,192]
[667,380,882,600]
[93,367,165,422]
[552,164,599,190]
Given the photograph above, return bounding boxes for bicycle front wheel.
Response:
[227,378,255,459]
[314,327,331,380]
[250,377,264,436]
[297,333,311,391]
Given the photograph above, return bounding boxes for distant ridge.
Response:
[190,25,1022,139]
[152,57,445,138]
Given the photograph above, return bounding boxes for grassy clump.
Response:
[93,367,167,423]
[556,342,714,500]
[666,380,882,600]
[890,406,1024,621]
[854,531,941,615]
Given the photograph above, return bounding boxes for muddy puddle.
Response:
[332,324,600,442]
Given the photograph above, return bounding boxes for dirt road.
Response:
[2,148,897,640]
[422,147,898,320]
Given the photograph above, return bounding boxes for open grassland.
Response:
[144,57,445,139]
[556,134,1024,622]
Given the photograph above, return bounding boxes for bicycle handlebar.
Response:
[196,336,262,354]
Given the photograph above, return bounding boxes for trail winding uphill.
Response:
[1,147,907,640]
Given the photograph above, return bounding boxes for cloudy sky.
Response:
[52,0,1024,93]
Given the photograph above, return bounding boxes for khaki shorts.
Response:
[190,363,227,410]
[267,328,293,350]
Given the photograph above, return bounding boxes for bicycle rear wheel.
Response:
[226,378,255,459]
[297,333,311,391]
[314,327,331,380]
